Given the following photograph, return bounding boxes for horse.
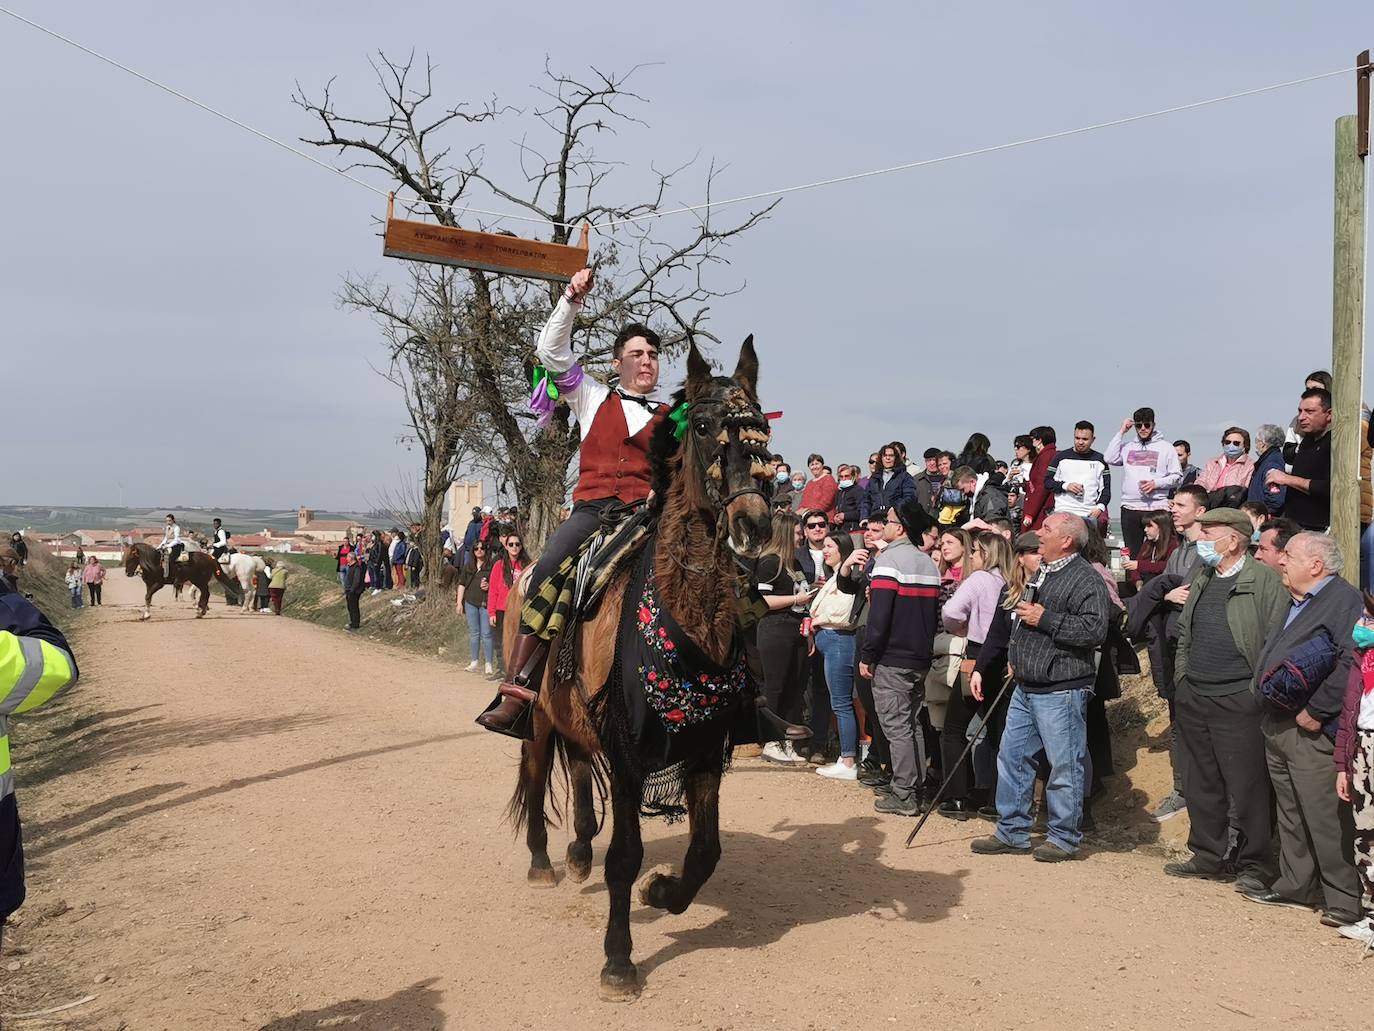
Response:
[123,542,232,620]
[221,552,268,612]
[507,336,774,1000]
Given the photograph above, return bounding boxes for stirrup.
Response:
[476,692,535,740]
[757,700,811,741]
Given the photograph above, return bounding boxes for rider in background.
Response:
[210,518,230,562]
[157,514,183,585]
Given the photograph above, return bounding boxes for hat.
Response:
[482,506,493,515]
[1013,531,1041,553]
[1196,508,1253,538]
[894,499,935,541]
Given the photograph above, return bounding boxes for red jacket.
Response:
[488,558,524,615]
[1021,446,1056,530]
[1129,538,1178,584]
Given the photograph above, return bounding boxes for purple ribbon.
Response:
[529,364,585,428]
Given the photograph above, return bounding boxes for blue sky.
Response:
[3,2,1371,511]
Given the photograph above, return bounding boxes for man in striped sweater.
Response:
[859,499,941,816]
[971,512,1112,861]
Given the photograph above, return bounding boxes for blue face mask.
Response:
[1195,539,1223,567]
[792,479,805,491]
[1222,444,1243,459]
[775,470,789,483]
[838,479,854,490]
[1251,528,1261,545]
[1353,623,1374,649]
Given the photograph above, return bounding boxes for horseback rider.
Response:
[477,267,668,736]
[210,518,231,562]
[157,513,183,584]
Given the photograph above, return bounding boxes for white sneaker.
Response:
[465,661,479,672]
[817,761,858,781]
[485,662,493,676]
[370,588,381,596]
[762,742,798,764]
[1338,916,1374,945]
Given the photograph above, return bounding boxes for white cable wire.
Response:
[0,4,552,226]
[596,65,1362,228]
[0,4,1364,235]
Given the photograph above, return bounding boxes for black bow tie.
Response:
[616,389,658,411]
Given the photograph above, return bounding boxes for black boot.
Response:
[476,633,549,740]
[756,699,812,742]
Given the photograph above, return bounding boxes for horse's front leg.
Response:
[639,770,721,915]
[565,751,598,883]
[600,773,644,1001]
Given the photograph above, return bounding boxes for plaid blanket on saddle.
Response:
[521,506,655,647]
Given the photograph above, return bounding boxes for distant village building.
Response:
[295,506,362,544]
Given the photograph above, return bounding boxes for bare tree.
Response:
[296,55,773,551]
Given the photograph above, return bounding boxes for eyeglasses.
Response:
[885,515,902,525]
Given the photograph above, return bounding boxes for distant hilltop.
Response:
[0,504,373,536]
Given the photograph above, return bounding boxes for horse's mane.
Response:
[647,386,688,516]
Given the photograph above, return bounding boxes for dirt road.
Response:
[2,571,1368,1029]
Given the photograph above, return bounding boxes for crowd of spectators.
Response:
[737,369,1374,952]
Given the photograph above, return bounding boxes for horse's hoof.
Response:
[565,843,592,883]
[598,964,640,1002]
[636,864,677,909]
[527,865,558,888]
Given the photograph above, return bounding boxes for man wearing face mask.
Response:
[1166,509,1288,891]
[835,465,862,532]
[771,459,794,511]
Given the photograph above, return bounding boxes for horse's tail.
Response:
[507,725,565,833]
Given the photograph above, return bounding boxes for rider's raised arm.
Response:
[533,267,607,427]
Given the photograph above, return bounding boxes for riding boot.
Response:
[756,697,812,741]
[476,632,549,740]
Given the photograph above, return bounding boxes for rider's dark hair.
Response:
[613,324,661,360]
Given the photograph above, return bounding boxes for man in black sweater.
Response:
[1269,388,1332,531]
[972,512,1112,862]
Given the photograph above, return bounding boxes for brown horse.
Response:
[507,336,773,1000]
[123,542,231,620]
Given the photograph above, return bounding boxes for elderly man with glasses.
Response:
[1241,533,1365,929]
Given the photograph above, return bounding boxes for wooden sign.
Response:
[382,194,589,282]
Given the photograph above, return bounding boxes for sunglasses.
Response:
[805,521,827,529]
[1223,438,1244,446]
[1134,422,1153,429]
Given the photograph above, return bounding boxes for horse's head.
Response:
[123,544,142,577]
[675,335,773,558]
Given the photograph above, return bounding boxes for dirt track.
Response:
[2,571,1369,1030]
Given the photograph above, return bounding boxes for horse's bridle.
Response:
[682,394,773,524]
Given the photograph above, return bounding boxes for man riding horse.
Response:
[157,513,183,584]
[476,269,804,742]
[209,518,230,562]
[477,268,668,736]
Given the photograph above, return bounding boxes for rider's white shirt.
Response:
[159,524,182,550]
[535,296,657,436]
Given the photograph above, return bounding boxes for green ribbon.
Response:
[532,364,559,401]
[668,401,690,441]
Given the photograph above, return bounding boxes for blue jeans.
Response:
[70,587,83,609]
[338,571,347,590]
[814,629,859,759]
[1361,522,1374,594]
[995,684,1091,853]
[466,602,493,663]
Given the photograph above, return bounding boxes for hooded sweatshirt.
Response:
[1104,429,1182,512]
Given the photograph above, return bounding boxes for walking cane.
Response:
[905,671,1016,848]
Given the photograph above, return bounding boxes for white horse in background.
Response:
[222,552,268,612]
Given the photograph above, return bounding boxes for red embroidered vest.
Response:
[573,393,664,504]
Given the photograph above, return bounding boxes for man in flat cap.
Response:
[1166,508,1288,892]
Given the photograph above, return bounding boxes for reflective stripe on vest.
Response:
[0,724,11,799]
[0,635,76,716]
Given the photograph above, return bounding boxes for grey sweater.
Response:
[1008,554,1113,692]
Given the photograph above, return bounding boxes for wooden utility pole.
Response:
[1330,51,1370,586]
